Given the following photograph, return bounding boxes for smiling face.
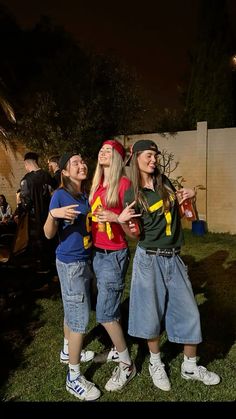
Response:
[137,150,158,176]
[63,154,88,182]
[98,144,113,167]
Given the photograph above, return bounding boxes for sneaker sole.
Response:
[66,384,101,401]
[151,381,171,391]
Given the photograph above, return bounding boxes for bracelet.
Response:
[49,210,56,220]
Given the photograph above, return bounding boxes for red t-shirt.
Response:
[91,176,131,250]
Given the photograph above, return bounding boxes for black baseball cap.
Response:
[59,152,79,170]
[125,140,161,166]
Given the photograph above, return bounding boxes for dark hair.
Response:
[24,152,39,162]
[129,154,175,213]
[0,194,8,212]
[60,156,88,198]
[59,152,78,171]
[48,155,60,164]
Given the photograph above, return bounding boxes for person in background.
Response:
[12,189,25,224]
[44,152,100,401]
[89,139,136,392]
[20,152,54,273]
[0,194,12,222]
[121,139,220,392]
[0,194,14,236]
[48,155,61,189]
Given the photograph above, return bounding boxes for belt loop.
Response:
[156,249,160,256]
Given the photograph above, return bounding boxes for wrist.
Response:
[49,210,57,220]
[117,215,126,224]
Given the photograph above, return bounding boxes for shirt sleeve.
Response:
[20,178,31,207]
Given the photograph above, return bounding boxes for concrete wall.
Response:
[207,128,236,233]
[1,121,236,233]
[117,121,236,234]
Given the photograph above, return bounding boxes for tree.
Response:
[0,13,145,164]
[185,0,235,129]
[0,5,18,143]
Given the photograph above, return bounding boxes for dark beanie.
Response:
[59,152,78,171]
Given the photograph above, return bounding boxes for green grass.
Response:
[0,230,236,402]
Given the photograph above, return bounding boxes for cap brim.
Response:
[125,149,161,166]
[125,154,132,166]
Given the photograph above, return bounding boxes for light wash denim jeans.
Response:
[56,259,93,333]
[128,246,202,343]
[93,248,130,323]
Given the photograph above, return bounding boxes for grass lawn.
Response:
[0,230,235,405]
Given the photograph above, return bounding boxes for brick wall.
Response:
[0,140,27,212]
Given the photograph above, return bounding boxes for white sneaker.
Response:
[105,362,136,392]
[66,373,101,401]
[106,347,120,363]
[181,363,220,385]
[60,349,95,364]
[149,362,171,391]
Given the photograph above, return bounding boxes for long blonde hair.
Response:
[129,153,175,213]
[89,148,126,208]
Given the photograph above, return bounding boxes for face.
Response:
[137,150,158,175]
[48,161,56,173]
[63,155,88,181]
[98,145,112,167]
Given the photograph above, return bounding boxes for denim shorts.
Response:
[92,248,130,323]
[56,259,93,333]
[128,246,202,343]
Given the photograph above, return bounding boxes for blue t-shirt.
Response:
[49,188,92,263]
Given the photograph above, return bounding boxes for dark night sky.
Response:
[1,0,236,108]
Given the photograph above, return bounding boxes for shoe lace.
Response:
[111,366,122,382]
[74,375,94,391]
[197,366,208,379]
[111,363,131,383]
[151,362,167,379]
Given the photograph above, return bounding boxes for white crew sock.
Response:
[63,338,69,355]
[183,354,197,372]
[69,363,80,381]
[118,348,132,366]
[150,351,162,365]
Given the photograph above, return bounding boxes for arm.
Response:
[20,178,31,207]
[117,201,141,240]
[44,211,59,239]
[6,204,12,217]
[44,204,80,239]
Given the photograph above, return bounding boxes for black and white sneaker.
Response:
[181,363,220,385]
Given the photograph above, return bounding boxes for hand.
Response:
[117,201,141,224]
[50,204,81,222]
[93,209,118,223]
[176,188,195,205]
